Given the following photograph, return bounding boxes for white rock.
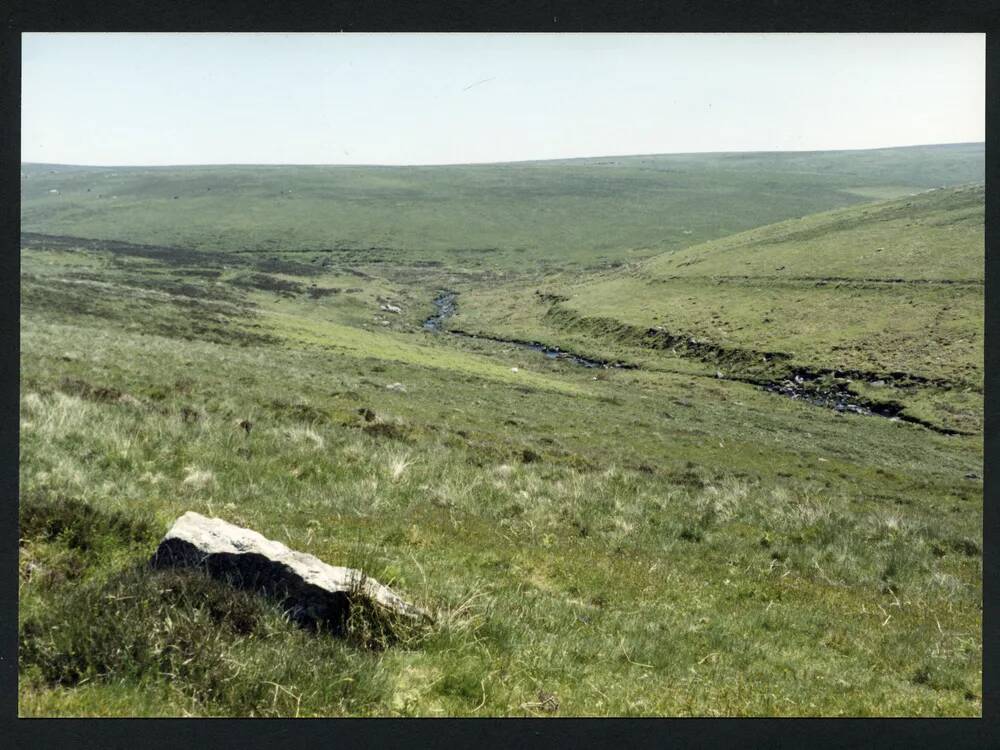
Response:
[386,382,407,392]
[511,367,519,373]
[151,512,428,627]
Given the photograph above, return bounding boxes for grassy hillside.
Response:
[21,143,984,271]
[18,143,983,717]
[454,185,984,435]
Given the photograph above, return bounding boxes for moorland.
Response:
[18,142,984,716]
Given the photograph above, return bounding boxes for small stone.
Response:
[537,691,559,713]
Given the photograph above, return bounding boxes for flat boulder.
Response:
[151,512,428,632]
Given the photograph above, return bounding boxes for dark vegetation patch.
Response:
[535,290,570,304]
[22,233,237,269]
[360,421,413,441]
[307,286,341,299]
[140,278,237,301]
[173,267,223,279]
[268,400,331,423]
[20,493,157,553]
[19,566,280,689]
[71,270,243,303]
[229,273,307,296]
[678,527,704,543]
[932,537,982,558]
[21,233,324,277]
[19,493,157,590]
[58,377,126,404]
[253,256,326,276]
[18,565,399,717]
[909,663,971,693]
[180,405,203,423]
[23,275,279,348]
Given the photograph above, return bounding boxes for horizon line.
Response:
[20,141,985,171]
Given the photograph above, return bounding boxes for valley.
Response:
[18,143,984,717]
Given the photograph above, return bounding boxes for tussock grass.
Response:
[18,161,982,715]
[20,565,392,717]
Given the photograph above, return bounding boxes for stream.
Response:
[421,291,961,434]
[423,291,629,369]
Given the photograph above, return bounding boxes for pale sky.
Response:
[21,33,985,166]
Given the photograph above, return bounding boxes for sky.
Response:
[21,33,985,166]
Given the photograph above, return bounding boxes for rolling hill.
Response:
[18,143,984,717]
[21,142,984,272]
[453,184,984,434]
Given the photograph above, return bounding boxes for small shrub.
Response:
[520,449,541,464]
[19,565,276,688]
[20,494,156,553]
[678,527,703,543]
[269,400,330,424]
[57,377,124,403]
[948,537,981,557]
[362,421,412,441]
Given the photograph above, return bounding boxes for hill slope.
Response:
[18,144,983,717]
[21,143,984,272]
[19,219,983,717]
[454,185,984,433]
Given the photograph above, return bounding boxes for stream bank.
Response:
[421,291,964,434]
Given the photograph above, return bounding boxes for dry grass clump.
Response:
[182,466,216,492]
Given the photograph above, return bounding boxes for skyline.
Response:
[22,33,985,167]
[20,139,987,169]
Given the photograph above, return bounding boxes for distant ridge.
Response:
[20,141,984,170]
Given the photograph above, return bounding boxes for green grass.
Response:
[18,144,983,716]
[453,185,984,434]
[22,143,983,272]
[643,183,984,282]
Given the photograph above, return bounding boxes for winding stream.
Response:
[421,291,962,434]
[423,291,629,369]
[422,291,459,332]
